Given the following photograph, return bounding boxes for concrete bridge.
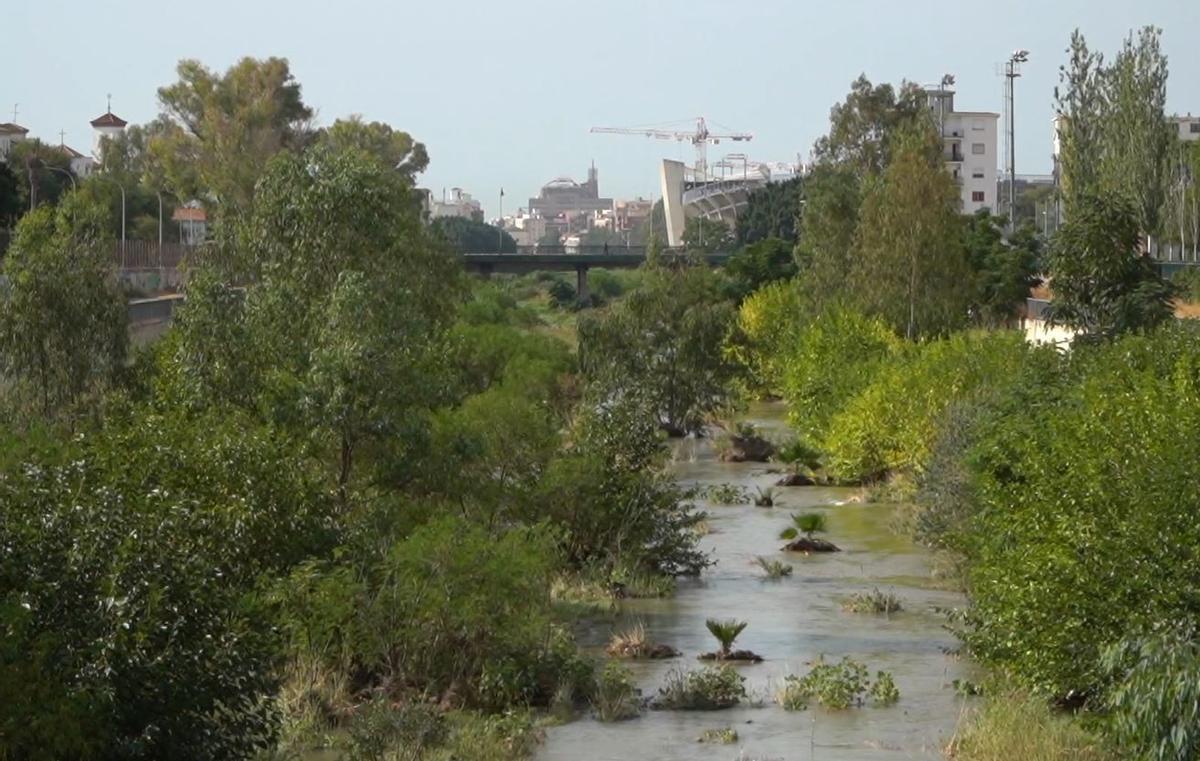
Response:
[461,246,730,300]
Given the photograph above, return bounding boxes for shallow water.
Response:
[537,403,973,761]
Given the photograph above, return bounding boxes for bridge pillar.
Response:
[575,264,590,303]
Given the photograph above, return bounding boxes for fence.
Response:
[114,241,198,271]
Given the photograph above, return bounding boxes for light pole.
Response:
[1005,49,1029,229]
[43,165,77,192]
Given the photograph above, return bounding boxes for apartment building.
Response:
[925,85,999,214]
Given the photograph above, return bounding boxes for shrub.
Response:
[753,486,776,507]
[592,662,642,722]
[703,483,749,505]
[0,411,335,759]
[653,666,746,710]
[963,326,1200,701]
[755,556,793,579]
[548,279,577,308]
[776,657,896,710]
[730,279,807,393]
[842,589,902,615]
[1101,626,1200,761]
[823,330,1030,482]
[778,306,899,447]
[697,727,739,744]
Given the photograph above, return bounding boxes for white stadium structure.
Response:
[659,158,801,247]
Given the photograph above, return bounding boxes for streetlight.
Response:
[1005,49,1030,229]
[42,164,77,192]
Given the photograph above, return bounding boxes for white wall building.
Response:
[90,109,127,163]
[1173,114,1200,143]
[925,86,999,214]
[429,187,483,221]
[0,122,28,162]
[58,143,95,178]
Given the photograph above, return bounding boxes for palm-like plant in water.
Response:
[780,512,826,541]
[706,618,748,658]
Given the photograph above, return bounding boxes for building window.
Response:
[972,119,986,131]
[972,191,986,203]
[972,170,985,179]
[1191,122,1200,134]
[972,143,986,155]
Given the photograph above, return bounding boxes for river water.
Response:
[537,403,973,761]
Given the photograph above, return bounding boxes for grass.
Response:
[842,588,903,615]
[754,556,793,579]
[753,486,777,507]
[705,618,748,657]
[702,483,749,505]
[780,512,827,541]
[697,727,739,744]
[946,690,1116,761]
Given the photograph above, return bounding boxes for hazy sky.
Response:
[6,0,1198,217]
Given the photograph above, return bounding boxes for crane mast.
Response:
[589,117,753,179]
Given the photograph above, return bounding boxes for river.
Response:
[537,403,974,761]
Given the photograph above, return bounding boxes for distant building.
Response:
[924,84,999,214]
[90,108,127,163]
[428,187,483,221]
[0,122,28,162]
[528,164,612,220]
[1173,114,1200,143]
[172,204,207,245]
[614,197,653,234]
[56,143,95,178]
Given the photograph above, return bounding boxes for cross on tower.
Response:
[106,93,112,113]
[11,103,17,123]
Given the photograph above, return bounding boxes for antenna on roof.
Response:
[11,104,17,123]
[59,129,66,146]
[106,93,112,114]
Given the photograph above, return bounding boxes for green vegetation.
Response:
[704,619,748,659]
[697,727,739,744]
[592,662,642,722]
[776,658,898,710]
[779,512,826,541]
[948,690,1115,761]
[578,262,739,436]
[842,589,902,615]
[652,666,746,710]
[754,556,793,579]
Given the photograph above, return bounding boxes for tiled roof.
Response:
[171,207,207,223]
[90,111,127,128]
[57,144,86,158]
[0,122,29,134]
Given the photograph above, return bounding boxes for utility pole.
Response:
[498,188,504,253]
[1005,50,1029,229]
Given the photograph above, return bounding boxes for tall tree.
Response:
[432,216,516,252]
[1055,30,1107,216]
[682,216,734,252]
[735,176,803,245]
[796,164,861,307]
[0,194,127,423]
[813,75,926,177]
[851,125,971,339]
[1101,26,1171,248]
[316,115,429,178]
[578,263,739,436]
[962,210,1040,326]
[149,57,314,216]
[1045,191,1175,340]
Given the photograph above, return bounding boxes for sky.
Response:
[5,0,1199,218]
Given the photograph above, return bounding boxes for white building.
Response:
[429,187,483,221]
[57,143,95,178]
[90,109,127,163]
[925,85,999,214]
[1173,114,1200,143]
[0,122,28,162]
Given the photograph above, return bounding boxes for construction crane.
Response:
[589,117,752,179]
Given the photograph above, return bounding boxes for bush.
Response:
[776,657,897,710]
[842,589,902,615]
[0,411,335,759]
[729,279,807,394]
[697,727,738,744]
[1101,626,1200,761]
[592,662,642,722]
[548,279,577,309]
[778,306,899,447]
[823,330,1030,482]
[964,325,1200,701]
[755,556,793,579]
[653,666,746,710]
